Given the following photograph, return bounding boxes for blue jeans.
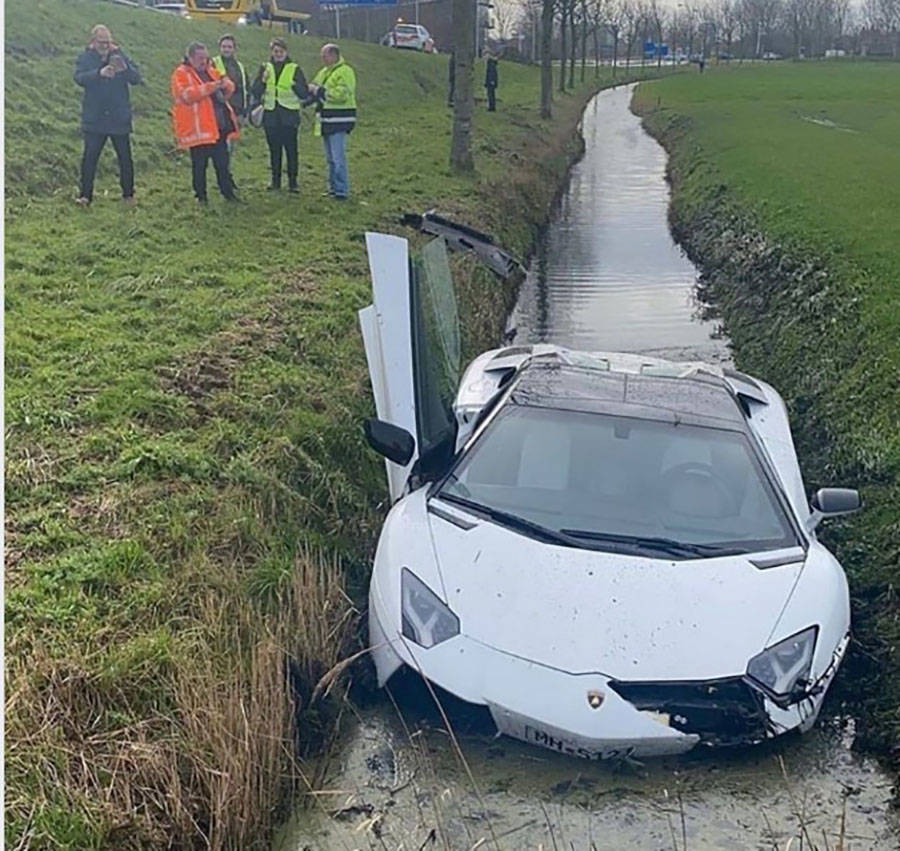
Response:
[322,131,349,198]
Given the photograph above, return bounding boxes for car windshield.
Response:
[436,405,800,558]
[396,25,418,33]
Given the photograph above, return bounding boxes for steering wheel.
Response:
[659,462,738,518]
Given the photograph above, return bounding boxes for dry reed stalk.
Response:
[6,547,356,850]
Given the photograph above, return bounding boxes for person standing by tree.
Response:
[484,51,498,112]
[250,38,309,193]
[171,42,240,204]
[74,24,142,207]
[308,44,357,201]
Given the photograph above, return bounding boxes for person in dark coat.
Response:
[74,24,142,206]
[484,52,498,112]
[250,38,310,193]
[448,49,455,107]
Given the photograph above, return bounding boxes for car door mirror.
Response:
[806,488,861,531]
[364,419,415,467]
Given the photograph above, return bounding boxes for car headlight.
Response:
[746,626,818,703]
[401,568,459,648]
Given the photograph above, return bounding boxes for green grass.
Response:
[634,62,900,758]
[4,1,663,846]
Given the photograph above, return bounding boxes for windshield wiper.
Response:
[437,493,580,548]
[560,530,748,559]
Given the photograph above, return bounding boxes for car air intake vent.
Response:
[609,678,770,746]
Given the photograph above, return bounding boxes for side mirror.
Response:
[364,419,415,467]
[806,487,861,531]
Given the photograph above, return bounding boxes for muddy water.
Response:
[277,85,897,850]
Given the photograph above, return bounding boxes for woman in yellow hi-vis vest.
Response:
[250,38,310,192]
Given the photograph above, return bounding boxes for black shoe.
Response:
[288,185,299,194]
[267,184,281,191]
[224,195,244,203]
[196,196,208,205]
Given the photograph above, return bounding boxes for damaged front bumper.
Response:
[370,602,847,759]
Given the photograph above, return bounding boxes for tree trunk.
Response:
[593,23,599,76]
[450,0,475,173]
[580,0,587,81]
[568,0,576,88]
[541,0,554,117]
[560,1,568,91]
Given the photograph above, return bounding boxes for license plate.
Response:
[523,725,635,761]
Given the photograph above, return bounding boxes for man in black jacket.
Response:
[484,52,499,112]
[74,25,142,207]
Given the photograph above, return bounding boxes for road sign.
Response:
[644,41,669,57]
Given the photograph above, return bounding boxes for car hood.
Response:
[428,502,804,681]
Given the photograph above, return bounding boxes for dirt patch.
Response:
[158,315,286,408]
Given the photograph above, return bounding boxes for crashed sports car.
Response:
[358,216,861,759]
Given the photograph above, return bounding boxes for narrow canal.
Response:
[277,85,896,851]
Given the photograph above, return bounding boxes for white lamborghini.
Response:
[358,216,861,760]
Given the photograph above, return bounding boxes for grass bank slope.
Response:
[4,1,658,846]
[634,62,900,757]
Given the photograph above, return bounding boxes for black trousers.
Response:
[80,132,134,201]
[486,86,497,112]
[264,124,299,187]
[190,133,233,201]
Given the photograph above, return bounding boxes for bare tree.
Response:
[588,0,614,74]
[450,0,475,173]
[621,0,645,65]
[739,0,782,56]
[712,0,739,56]
[569,0,578,87]
[648,0,666,66]
[559,0,569,90]
[541,0,554,116]
[581,0,589,80]
[605,0,625,74]
[491,0,522,37]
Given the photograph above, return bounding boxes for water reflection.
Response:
[511,84,728,363]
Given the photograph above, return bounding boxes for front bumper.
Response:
[371,601,698,758]
[370,600,848,759]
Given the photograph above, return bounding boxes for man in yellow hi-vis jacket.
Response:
[308,44,356,200]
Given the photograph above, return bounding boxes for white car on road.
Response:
[388,23,436,53]
[359,218,860,759]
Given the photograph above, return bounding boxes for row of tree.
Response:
[507,0,899,65]
[449,0,898,170]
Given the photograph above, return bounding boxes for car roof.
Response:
[510,360,748,431]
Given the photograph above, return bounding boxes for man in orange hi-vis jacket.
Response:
[171,41,240,203]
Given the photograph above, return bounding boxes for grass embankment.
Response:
[633,63,900,758]
[4,0,659,846]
